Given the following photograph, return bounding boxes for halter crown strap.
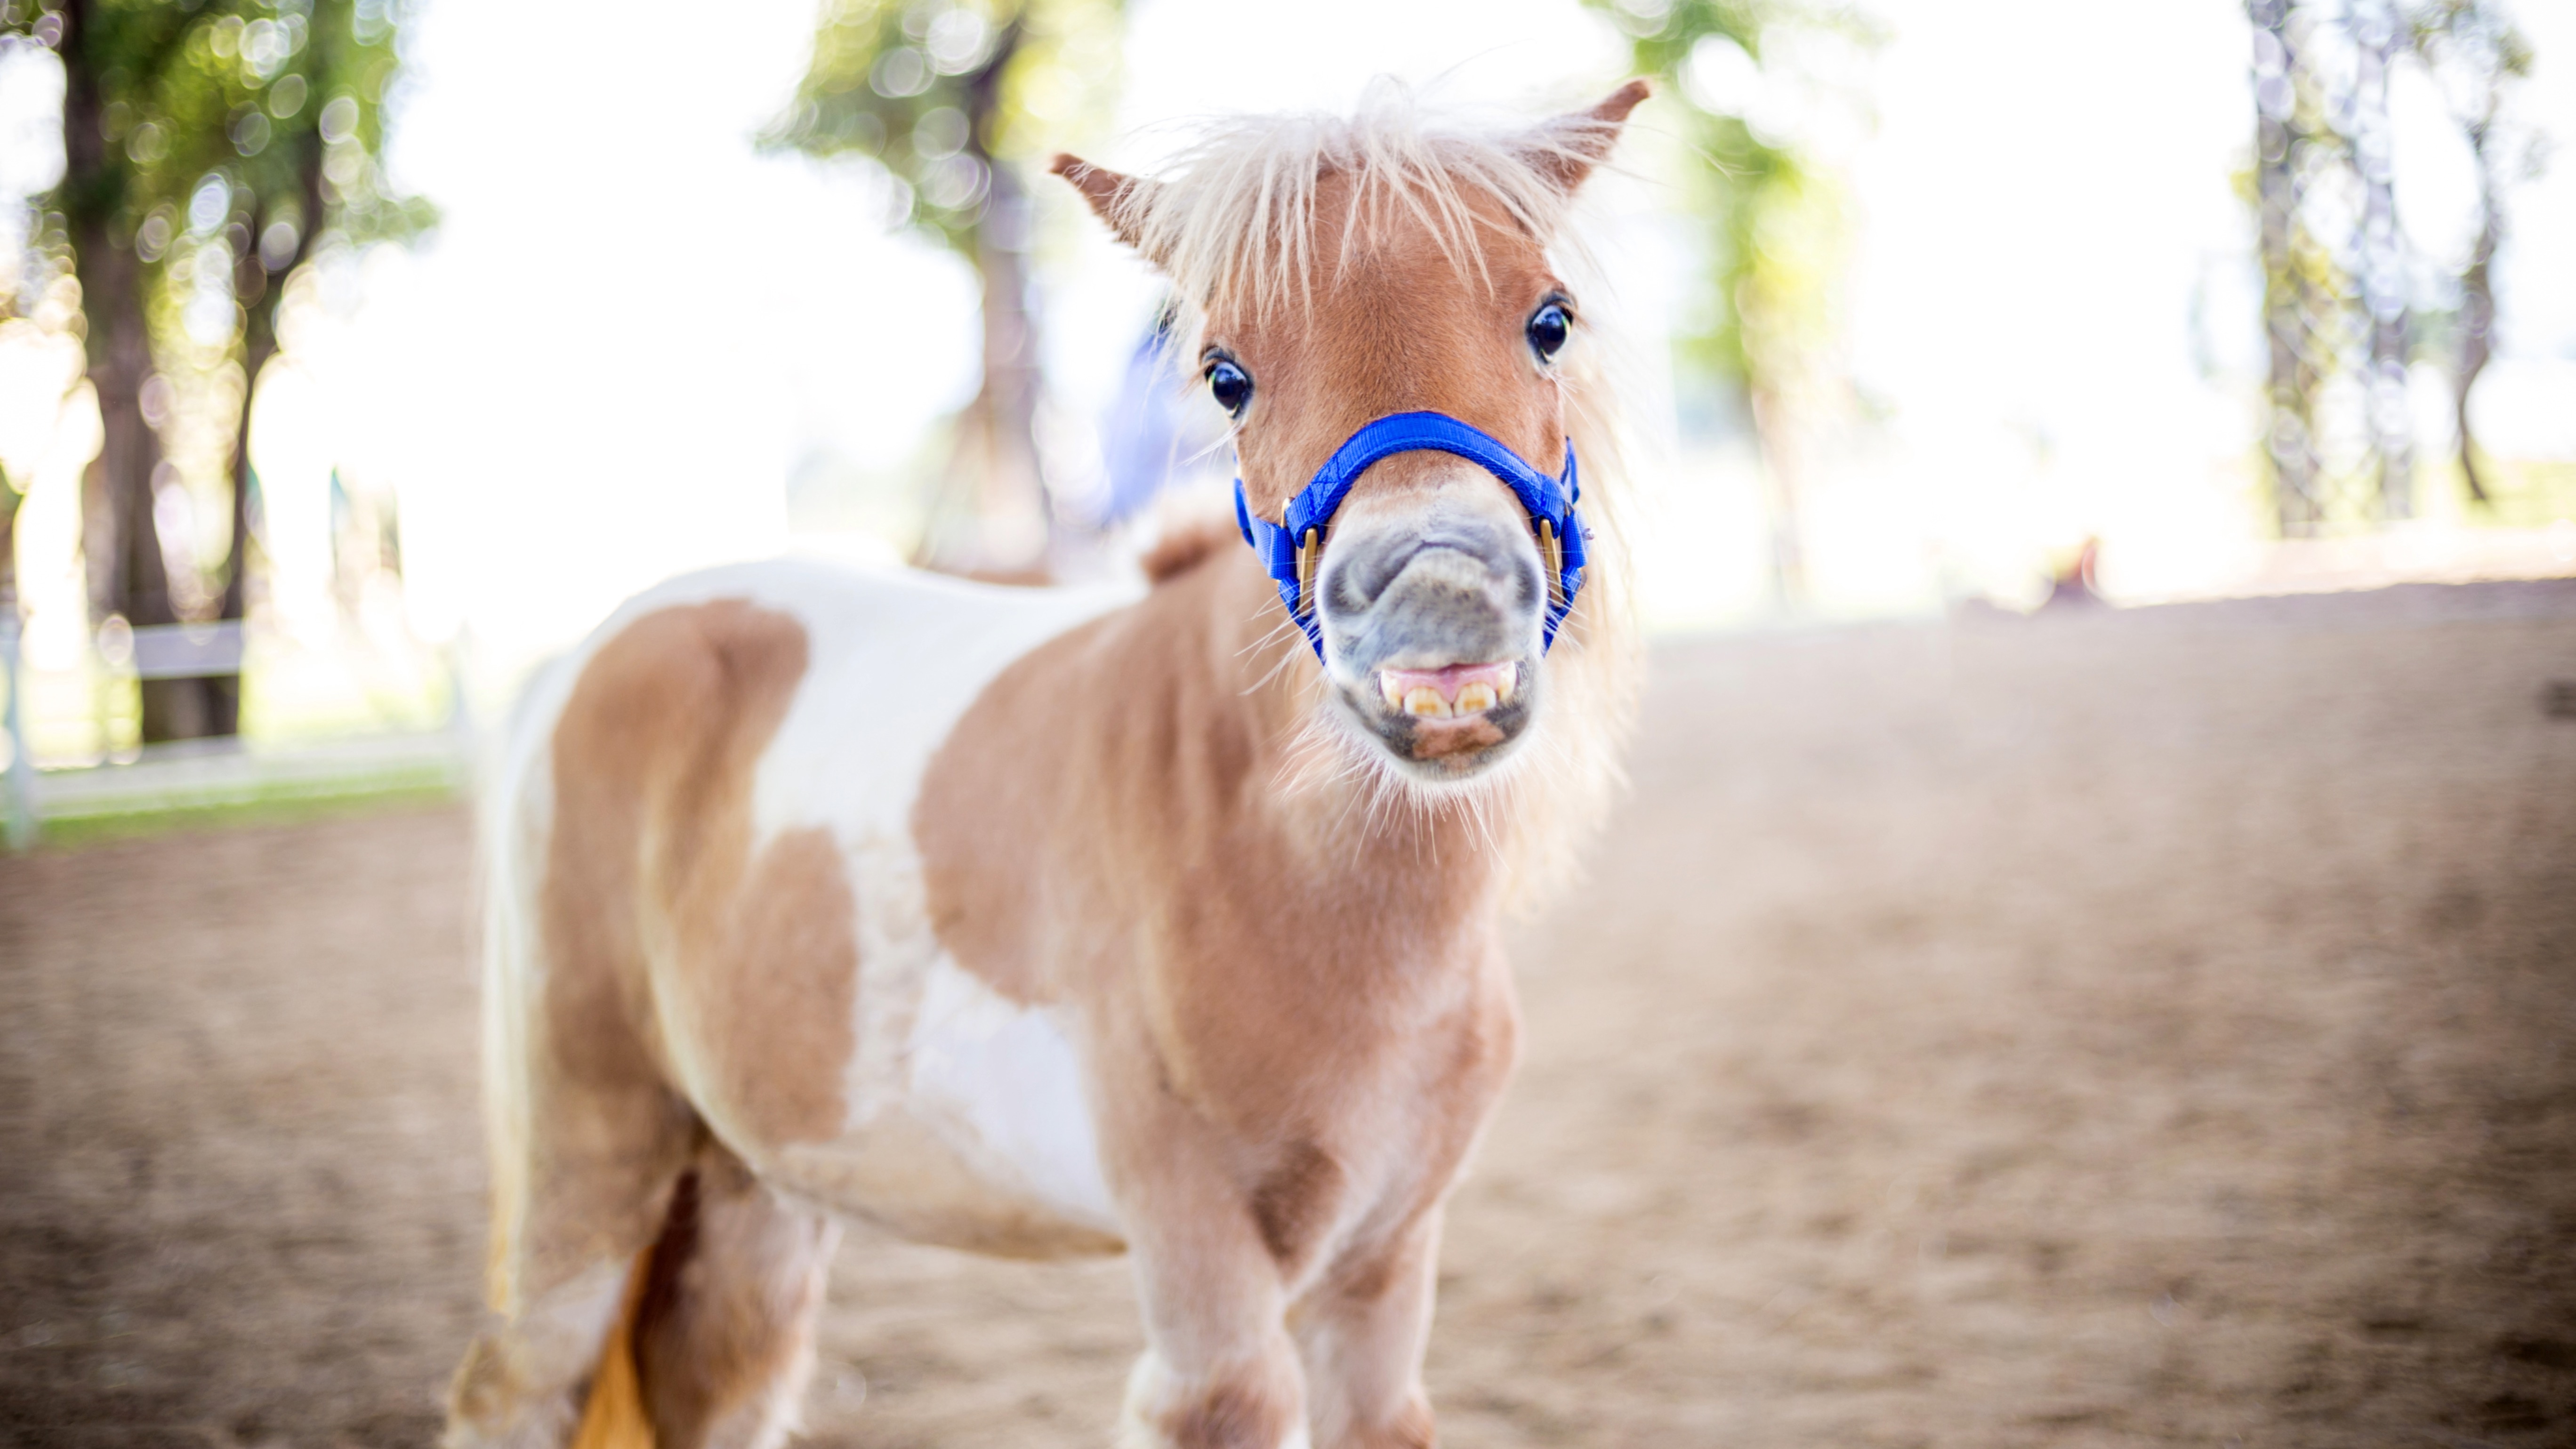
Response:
[1232,411,1587,661]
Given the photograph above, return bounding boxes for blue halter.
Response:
[1232,411,1587,662]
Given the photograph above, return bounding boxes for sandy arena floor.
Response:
[4,580,2574,1447]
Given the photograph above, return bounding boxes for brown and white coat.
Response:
[448,79,1648,1449]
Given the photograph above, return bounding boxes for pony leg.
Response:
[1118,1313,1310,1449]
[1294,1211,1443,1449]
[620,1140,842,1449]
[1109,1118,1312,1449]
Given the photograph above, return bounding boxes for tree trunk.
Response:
[972,165,1050,574]
[1748,383,1806,605]
[59,0,209,743]
[2250,0,2322,539]
[1,472,20,617]
[914,20,1053,582]
[198,321,273,740]
[2355,0,2412,521]
[202,133,324,738]
[2455,117,2500,507]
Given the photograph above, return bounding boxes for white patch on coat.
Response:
[542,557,1139,1238]
[906,954,1120,1234]
[742,561,1136,853]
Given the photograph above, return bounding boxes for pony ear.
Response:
[1049,153,1163,260]
[1528,79,1652,194]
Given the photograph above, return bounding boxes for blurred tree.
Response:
[767,0,1122,579]
[2246,0,2537,532]
[2248,0,2396,535]
[1583,0,1868,604]
[2355,0,2412,522]
[2408,0,2536,507]
[0,224,27,631]
[4,0,427,741]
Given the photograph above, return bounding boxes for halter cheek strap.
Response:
[1232,411,1588,662]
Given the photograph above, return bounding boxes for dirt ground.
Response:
[5,580,2575,1448]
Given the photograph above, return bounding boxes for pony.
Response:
[445,77,1650,1449]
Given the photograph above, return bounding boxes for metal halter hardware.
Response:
[1231,411,1588,663]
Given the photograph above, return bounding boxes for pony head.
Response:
[1054,80,1645,786]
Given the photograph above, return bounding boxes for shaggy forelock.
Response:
[1112,80,1617,324]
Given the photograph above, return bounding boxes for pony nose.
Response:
[1328,513,1533,615]
[1321,514,1541,671]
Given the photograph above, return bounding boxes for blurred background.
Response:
[0,0,2568,829]
[2,3,2575,1446]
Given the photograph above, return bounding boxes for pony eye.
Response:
[1527,301,1571,361]
[1206,359,1253,415]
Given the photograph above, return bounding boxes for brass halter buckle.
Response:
[1536,516,1565,613]
[1295,527,1321,617]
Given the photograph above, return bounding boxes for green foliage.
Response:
[2408,0,2534,87]
[1580,0,1864,402]
[9,0,431,273]
[3,0,431,656]
[765,0,1121,256]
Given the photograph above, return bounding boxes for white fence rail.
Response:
[2,615,470,850]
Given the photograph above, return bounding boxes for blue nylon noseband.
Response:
[1232,411,1587,662]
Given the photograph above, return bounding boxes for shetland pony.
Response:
[446,79,1649,1449]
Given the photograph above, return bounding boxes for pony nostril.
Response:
[1325,539,1538,677]
[1330,529,1531,614]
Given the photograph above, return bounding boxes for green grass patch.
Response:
[24,780,462,851]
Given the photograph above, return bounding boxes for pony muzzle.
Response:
[1320,520,1545,776]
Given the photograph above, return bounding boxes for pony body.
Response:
[449,81,1646,1449]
